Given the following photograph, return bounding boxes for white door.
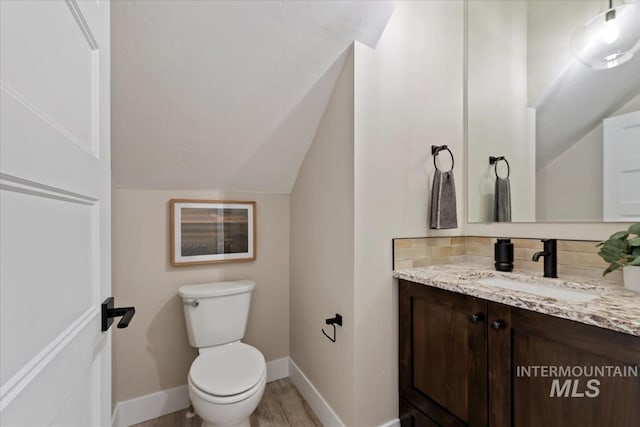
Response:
[603,111,640,222]
[1,1,111,425]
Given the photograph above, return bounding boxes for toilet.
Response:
[179,280,266,427]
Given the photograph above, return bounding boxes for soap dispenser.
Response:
[494,238,514,272]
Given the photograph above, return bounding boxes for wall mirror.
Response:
[466,0,640,223]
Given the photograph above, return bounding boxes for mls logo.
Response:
[549,379,601,398]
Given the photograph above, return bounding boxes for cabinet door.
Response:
[488,302,640,427]
[399,280,488,426]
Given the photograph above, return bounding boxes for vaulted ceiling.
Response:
[111,0,394,192]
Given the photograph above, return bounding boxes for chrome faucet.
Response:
[532,239,558,278]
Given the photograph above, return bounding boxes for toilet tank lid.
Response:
[179,280,256,299]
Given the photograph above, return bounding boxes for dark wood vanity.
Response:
[399,279,640,427]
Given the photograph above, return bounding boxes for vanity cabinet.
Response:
[399,279,640,427]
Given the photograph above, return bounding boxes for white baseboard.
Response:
[288,358,345,427]
[112,357,290,427]
[112,384,189,427]
[266,356,289,382]
[378,418,401,427]
[111,405,120,427]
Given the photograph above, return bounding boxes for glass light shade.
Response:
[570,2,640,70]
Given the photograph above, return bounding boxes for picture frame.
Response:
[170,199,256,266]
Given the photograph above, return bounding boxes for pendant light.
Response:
[570,0,640,70]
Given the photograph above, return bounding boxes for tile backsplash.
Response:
[393,236,622,285]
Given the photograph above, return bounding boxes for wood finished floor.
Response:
[130,379,322,427]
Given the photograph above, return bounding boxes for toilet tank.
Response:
[178,280,256,348]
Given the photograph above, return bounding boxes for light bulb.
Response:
[602,19,620,44]
[570,2,640,70]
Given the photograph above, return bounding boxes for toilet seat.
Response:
[189,343,266,400]
[189,370,266,406]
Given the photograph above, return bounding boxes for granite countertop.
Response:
[393,263,640,337]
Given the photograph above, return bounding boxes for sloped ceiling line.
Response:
[535,54,640,170]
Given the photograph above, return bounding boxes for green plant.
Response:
[597,223,640,275]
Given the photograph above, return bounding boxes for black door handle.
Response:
[101,297,136,331]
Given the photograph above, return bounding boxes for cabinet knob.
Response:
[469,313,485,323]
[491,320,506,330]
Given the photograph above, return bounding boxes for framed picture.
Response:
[170,199,256,266]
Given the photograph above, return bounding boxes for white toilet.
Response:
[179,280,266,427]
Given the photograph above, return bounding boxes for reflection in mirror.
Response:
[467,0,640,223]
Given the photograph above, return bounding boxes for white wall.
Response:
[289,48,356,426]
[112,189,290,404]
[467,0,536,222]
[290,4,466,425]
[353,2,464,425]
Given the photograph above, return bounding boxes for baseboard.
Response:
[288,358,346,427]
[378,418,401,427]
[111,405,120,427]
[112,357,290,427]
[112,384,189,427]
[266,356,289,382]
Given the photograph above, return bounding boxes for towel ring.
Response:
[489,156,510,179]
[431,145,454,172]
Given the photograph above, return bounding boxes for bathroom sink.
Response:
[477,277,599,303]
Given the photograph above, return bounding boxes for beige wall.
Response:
[290,48,356,425]
[353,2,465,425]
[112,188,290,403]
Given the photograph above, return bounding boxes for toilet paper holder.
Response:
[321,314,343,343]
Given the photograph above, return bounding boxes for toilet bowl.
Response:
[187,342,266,427]
[179,281,266,427]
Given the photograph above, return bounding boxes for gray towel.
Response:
[430,170,458,229]
[494,177,511,222]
